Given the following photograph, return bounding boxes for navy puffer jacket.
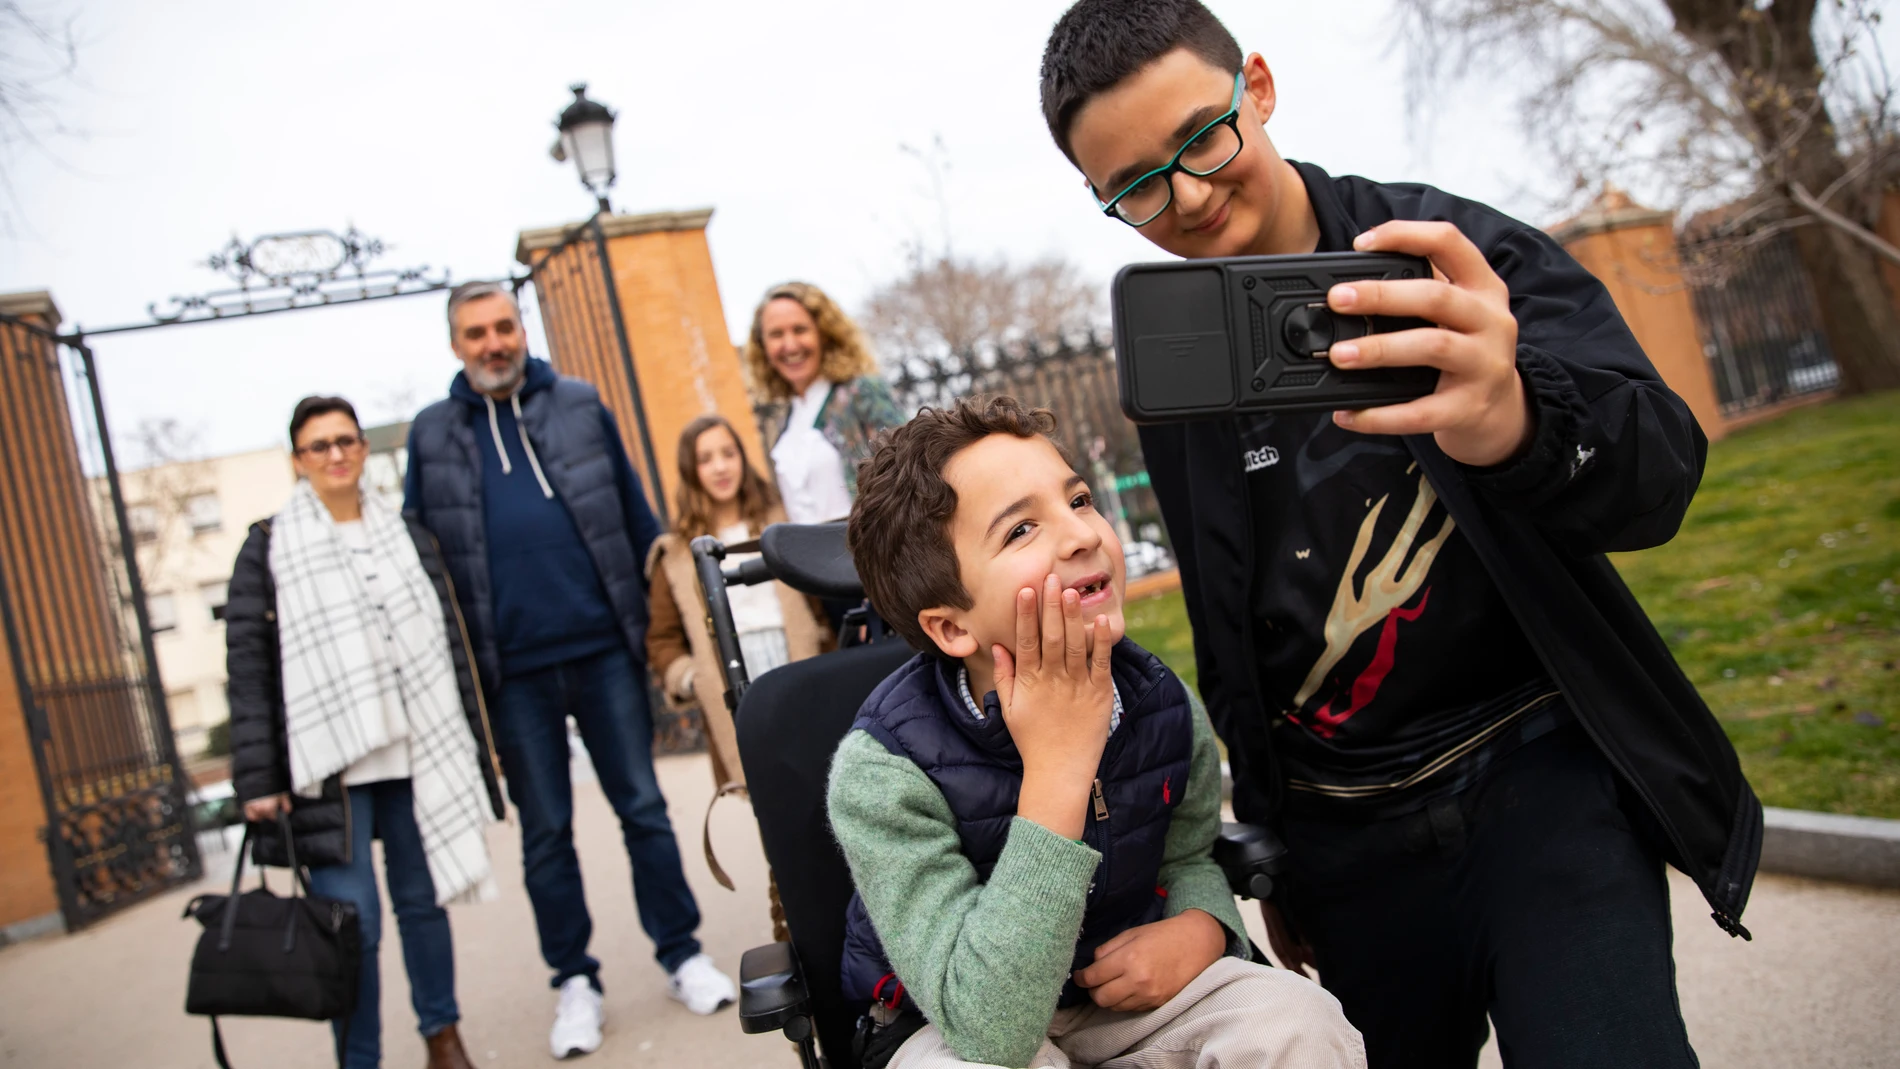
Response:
[838,640,1192,1011]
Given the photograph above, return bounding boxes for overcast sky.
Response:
[6,0,1546,462]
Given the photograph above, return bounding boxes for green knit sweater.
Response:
[826,687,1248,1068]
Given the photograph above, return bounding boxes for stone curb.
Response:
[1221,766,1900,890]
[1760,806,1900,889]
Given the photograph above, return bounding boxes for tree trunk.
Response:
[1667,0,1900,394]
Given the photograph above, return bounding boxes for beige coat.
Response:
[645,510,828,790]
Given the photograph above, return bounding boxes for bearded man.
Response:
[403,281,735,1060]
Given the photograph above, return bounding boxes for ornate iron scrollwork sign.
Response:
[145,226,451,325]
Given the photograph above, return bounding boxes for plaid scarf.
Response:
[270,482,495,904]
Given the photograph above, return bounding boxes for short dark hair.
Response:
[288,395,360,447]
[1040,0,1243,163]
[847,396,1061,652]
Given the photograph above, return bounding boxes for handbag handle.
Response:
[216,823,253,952]
[275,812,309,954]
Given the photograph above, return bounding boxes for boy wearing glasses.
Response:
[1041,3,1758,1067]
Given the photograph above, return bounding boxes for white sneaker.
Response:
[550,975,603,1059]
[667,953,737,1015]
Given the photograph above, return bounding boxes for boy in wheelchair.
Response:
[828,396,1365,1068]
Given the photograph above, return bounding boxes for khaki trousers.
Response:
[886,956,1366,1069]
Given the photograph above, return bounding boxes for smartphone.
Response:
[1112,252,1440,421]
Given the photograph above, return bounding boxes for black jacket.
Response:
[226,515,506,867]
[1141,162,1761,936]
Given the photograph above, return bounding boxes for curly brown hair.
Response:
[743,281,880,402]
[846,396,1061,651]
[672,414,780,542]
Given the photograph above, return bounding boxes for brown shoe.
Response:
[425,1023,476,1069]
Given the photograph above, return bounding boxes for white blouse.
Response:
[771,382,854,525]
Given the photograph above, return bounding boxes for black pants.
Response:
[1281,723,1698,1069]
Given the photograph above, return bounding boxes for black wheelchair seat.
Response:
[737,639,916,1066]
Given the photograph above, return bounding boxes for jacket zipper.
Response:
[1091,779,1110,821]
[427,531,503,798]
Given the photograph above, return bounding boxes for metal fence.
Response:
[0,315,199,929]
[1685,230,1841,416]
[879,338,1173,551]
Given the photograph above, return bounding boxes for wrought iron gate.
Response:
[1684,229,1842,416]
[882,338,1172,549]
[0,314,200,929]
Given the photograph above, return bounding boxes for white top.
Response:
[771,381,854,525]
[336,520,411,785]
[719,522,786,635]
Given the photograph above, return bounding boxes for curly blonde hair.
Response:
[743,281,880,402]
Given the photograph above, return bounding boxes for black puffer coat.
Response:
[226,516,505,868]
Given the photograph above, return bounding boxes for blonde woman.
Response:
[646,414,831,940]
[743,281,907,524]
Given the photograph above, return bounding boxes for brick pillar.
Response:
[0,292,69,935]
[516,208,764,519]
[1551,190,1727,441]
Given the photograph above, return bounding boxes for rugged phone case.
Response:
[1112,252,1440,421]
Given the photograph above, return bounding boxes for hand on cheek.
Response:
[1325,221,1534,468]
[992,574,1119,840]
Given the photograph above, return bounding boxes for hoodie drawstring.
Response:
[484,396,513,475]
[483,394,555,500]
[511,393,556,500]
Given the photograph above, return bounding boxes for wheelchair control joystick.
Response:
[1213,822,1289,902]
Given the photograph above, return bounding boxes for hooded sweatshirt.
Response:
[455,357,625,677]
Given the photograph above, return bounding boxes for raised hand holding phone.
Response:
[992,572,1122,841]
[1326,221,1534,468]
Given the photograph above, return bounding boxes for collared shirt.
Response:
[955,665,1124,734]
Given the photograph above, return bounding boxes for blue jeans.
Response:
[491,645,702,988]
[307,779,457,1069]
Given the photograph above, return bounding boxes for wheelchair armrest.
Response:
[739,941,811,1036]
[1213,822,1288,901]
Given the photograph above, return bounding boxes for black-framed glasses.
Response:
[294,434,366,458]
[1094,72,1247,228]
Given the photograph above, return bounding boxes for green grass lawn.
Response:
[1124,392,1900,818]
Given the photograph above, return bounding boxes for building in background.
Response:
[102,423,408,763]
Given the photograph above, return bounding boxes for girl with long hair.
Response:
[646,414,831,792]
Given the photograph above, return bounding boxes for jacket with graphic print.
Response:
[1140,161,1762,937]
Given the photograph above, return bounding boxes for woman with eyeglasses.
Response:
[743,281,907,526]
[226,395,504,1069]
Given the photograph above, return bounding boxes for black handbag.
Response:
[183,814,361,1068]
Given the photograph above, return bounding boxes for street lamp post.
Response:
[553,84,619,213]
[544,83,669,523]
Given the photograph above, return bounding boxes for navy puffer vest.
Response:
[838,639,1193,1010]
[407,360,648,693]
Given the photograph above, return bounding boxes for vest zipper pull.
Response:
[1091,779,1109,822]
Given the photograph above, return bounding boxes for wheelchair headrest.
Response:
[760,522,864,600]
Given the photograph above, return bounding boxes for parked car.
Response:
[189,780,244,859]
[1123,540,1175,580]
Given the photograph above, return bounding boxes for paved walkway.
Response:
[2,752,1896,1068]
